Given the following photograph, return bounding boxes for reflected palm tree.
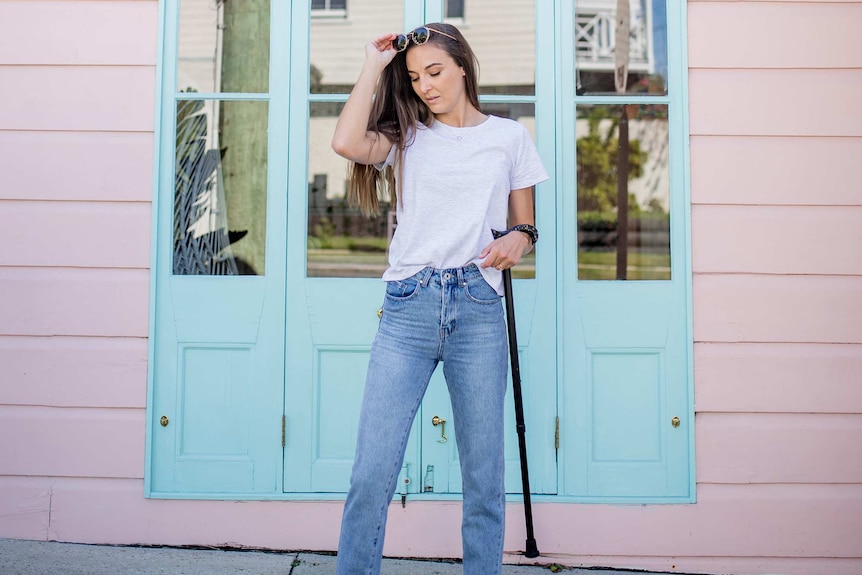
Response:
[173,96,240,276]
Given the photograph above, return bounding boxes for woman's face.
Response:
[405,43,467,117]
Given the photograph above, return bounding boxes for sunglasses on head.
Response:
[392,26,458,52]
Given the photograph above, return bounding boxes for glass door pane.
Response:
[468,0,537,96]
[306,0,404,277]
[178,0,271,93]
[575,0,667,95]
[174,99,269,275]
[575,104,670,280]
[307,102,391,278]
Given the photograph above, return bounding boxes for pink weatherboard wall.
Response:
[1,1,861,575]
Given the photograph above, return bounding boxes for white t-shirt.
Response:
[379,115,549,295]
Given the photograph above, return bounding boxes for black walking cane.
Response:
[494,230,539,558]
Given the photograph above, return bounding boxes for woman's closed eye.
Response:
[410,72,441,83]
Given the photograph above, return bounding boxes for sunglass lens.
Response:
[412,26,430,44]
[393,34,408,52]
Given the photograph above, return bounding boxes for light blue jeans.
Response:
[336,264,508,575]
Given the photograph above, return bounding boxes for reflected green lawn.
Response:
[578,249,671,280]
[307,237,537,279]
[307,241,667,281]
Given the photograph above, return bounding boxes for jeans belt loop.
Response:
[419,267,433,287]
[456,266,466,287]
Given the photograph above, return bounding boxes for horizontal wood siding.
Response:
[695,343,862,413]
[689,0,862,572]
[0,0,156,549]
[0,407,145,478]
[0,1,158,66]
[0,132,155,202]
[0,201,152,268]
[0,67,156,132]
[692,205,862,275]
[697,413,862,484]
[0,336,147,408]
[0,268,150,337]
[690,69,862,137]
[690,136,862,206]
[689,3,862,68]
[693,275,862,343]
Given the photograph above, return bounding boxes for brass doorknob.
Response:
[160,416,169,427]
[431,416,447,443]
[671,416,680,428]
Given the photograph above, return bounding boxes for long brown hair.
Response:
[347,22,481,217]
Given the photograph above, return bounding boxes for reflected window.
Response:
[446,0,465,20]
[310,0,401,94]
[174,99,269,276]
[576,105,669,280]
[575,0,667,95]
[177,0,270,94]
[471,0,536,96]
[311,0,347,18]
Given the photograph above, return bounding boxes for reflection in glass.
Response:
[312,0,347,11]
[174,99,269,275]
[575,0,667,95]
[178,0,270,93]
[445,0,465,20]
[307,103,391,278]
[310,0,403,94]
[576,105,670,280]
[308,1,537,97]
[470,0,536,96]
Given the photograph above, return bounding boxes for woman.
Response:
[331,23,548,575]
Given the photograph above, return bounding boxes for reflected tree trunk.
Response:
[614,0,630,280]
[616,107,629,280]
[220,0,270,275]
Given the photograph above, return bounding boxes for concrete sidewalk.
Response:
[0,539,684,575]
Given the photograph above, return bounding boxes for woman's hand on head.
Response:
[365,34,399,70]
[479,231,532,271]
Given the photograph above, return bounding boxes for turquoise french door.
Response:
[557,0,693,499]
[282,0,558,495]
[148,0,291,495]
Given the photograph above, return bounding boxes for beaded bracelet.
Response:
[508,223,539,245]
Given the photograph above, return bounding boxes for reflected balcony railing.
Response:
[576,0,653,73]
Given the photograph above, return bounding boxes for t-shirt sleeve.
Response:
[373,143,397,172]
[511,124,549,190]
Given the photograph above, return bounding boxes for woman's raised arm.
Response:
[331,34,398,165]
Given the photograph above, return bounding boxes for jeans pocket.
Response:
[465,276,501,304]
[385,276,422,301]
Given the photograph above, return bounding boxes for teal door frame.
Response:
[146,0,694,502]
[146,0,292,498]
[555,0,695,502]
